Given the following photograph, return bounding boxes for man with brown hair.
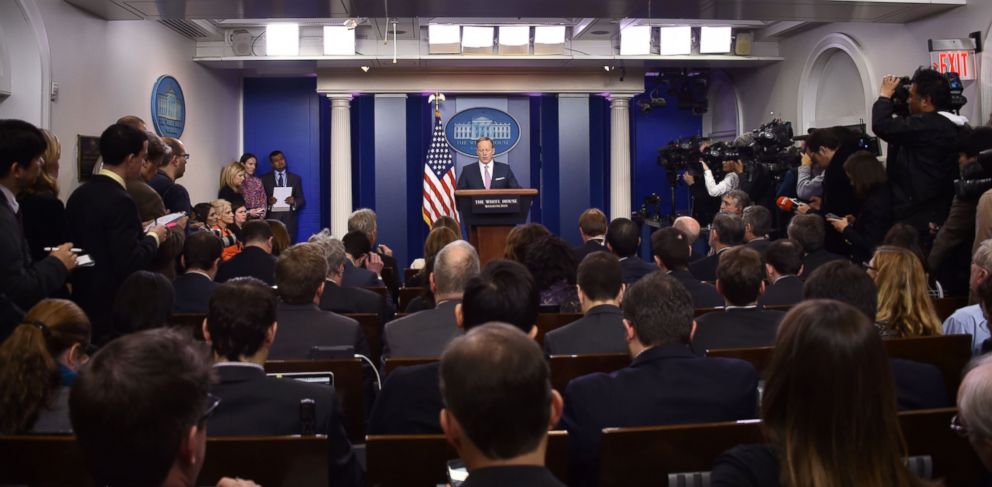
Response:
[149,136,192,216]
[574,208,608,262]
[267,243,366,359]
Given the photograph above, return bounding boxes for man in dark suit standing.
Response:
[651,227,723,308]
[66,123,167,343]
[261,150,305,243]
[173,231,222,314]
[268,243,367,359]
[606,218,655,285]
[368,259,538,435]
[742,205,772,255]
[689,213,745,282]
[311,231,395,329]
[202,278,363,486]
[789,214,845,279]
[0,120,76,314]
[440,323,566,487]
[383,240,479,361]
[691,247,787,355]
[215,220,277,285]
[456,137,520,190]
[560,272,759,487]
[573,209,608,263]
[758,239,805,307]
[544,251,626,355]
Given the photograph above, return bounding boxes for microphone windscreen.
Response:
[776,195,796,212]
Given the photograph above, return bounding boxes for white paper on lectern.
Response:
[272,187,293,212]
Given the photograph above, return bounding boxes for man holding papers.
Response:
[261,150,305,243]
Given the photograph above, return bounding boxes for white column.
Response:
[609,95,633,220]
[329,94,353,238]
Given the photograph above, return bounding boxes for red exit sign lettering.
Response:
[930,50,975,80]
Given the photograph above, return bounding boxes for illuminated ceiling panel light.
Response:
[429,24,461,54]
[266,23,299,56]
[499,25,530,55]
[462,26,495,54]
[700,26,733,54]
[323,26,356,55]
[619,25,652,56]
[659,26,691,55]
[534,25,566,55]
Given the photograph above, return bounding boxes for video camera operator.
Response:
[872,68,969,237]
[700,157,744,199]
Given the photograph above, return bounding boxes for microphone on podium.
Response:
[776,196,802,213]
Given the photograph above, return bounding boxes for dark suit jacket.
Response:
[172,272,218,314]
[260,170,306,211]
[841,185,894,264]
[745,237,771,255]
[462,467,566,487]
[757,275,804,307]
[619,256,656,285]
[367,362,443,435]
[560,344,759,487]
[126,179,184,279]
[382,300,461,360]
[208,364,363,487]
[268,303,368,359]
[341,260,382,288]
[65,175,159,342]
[148,171,192,215]
[891,358,951,410]
[688,247,731,283]
[543,305,626,356]
[319,280,395,329]
[215,246,277,285]
[669,269,724,308]
[690,307,787,355]
[573,238,607,263]
[456,161,520,189]
[18,191,68,262]
[800,248,846,279]
[0,191,68,312]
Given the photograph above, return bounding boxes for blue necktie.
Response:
[278,173,284,187]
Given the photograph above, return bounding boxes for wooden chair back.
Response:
[535,313,584,347]
[343,312,382,366]
[382,356,439,377]
[264,359,366,442]
[932,296,968,322]
[548,353,630,393]
[399,287,426,311]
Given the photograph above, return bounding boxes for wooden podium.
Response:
[455,188,538,266]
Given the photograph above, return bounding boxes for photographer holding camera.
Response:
[700,158,744,199]
[872,69,969,237]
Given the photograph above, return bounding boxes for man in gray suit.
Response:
[382,240,479,361]
[543,252,627,355]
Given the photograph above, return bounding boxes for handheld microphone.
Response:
[776,196,801,213]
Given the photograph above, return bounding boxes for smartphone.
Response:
[446,459,468,486]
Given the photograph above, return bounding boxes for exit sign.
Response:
[930,50,975,80]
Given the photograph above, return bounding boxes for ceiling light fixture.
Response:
[266,23,299,56]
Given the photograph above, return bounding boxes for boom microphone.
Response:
[776,196,801,213]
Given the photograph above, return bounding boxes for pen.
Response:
[44,247,83,252]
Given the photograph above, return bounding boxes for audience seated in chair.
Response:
[0,299,89,434]
[691,247,786,355]
[69,328,257,487]
[757,239,805,307]
[673,216,707,263]
[651,227,723,308]
[788,213,845,279]
[215,220,277,285]
[711,300,933,487]
[524,236,581,313]
[956,354,992,481]
[201,277,363,486]
[348,208,400,301]
[173,231,222,314]
[560,271,759,487]
[689,213,745,282]
[503,223,551,263]
[111,270,173,336]
[268,243,367,360]
[382,240,479,361]
[310,229,395,328]
[870,245,943,338]
[543,251,627,356]
[407,226,458,288]
[369,259,539,435]
[742,205,772,256]
[606,217,655,285]
[573,208,608,263]
[341,230,386,289]
[804,260,950,410]
[440,323,566,486]
[943,238,992,355]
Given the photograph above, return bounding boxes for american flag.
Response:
[422,116,460,226]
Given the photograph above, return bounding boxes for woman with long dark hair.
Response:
[826,151,893,264]
[239,152,267,219]
[711,300,933,486]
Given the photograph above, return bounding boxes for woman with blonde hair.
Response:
[0,299,91,434]
[19,128,68,261]
[218,161,247,209]
[869,245,942,338]
[712,300,935,487]
[210,199,242,261]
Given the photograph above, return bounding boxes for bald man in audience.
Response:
[573,209,608,262]
[368,259,539,435]
[382,240,479,360]
[674,215,708,262]
[543,251,627,355]
[440,323,565,486]
[560,272,758,487]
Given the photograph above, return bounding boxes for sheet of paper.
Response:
[155,211,185,226]
[272,187,293,212]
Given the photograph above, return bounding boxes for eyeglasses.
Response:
[198,393,221,425]
[950,414,969,437]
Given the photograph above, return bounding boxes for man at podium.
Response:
[456,137,520,190]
